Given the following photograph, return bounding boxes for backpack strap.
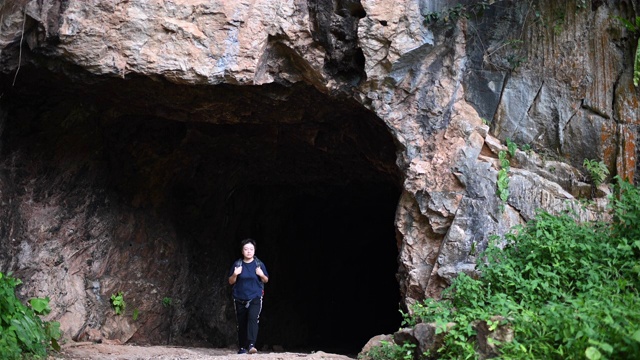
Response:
[254,257,265,289]
[235,258,263,268]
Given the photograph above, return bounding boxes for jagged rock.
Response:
[358,334,393,360]
[473,316,514,360]
[412,322,447,355]
[362,322,451,358]
[363,319,507,359]
[75,327,103,343]
[101,314,138,345]
[393,327,419,348]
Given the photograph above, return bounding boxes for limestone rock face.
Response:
[8,0,368,89]
[0,0,637,348]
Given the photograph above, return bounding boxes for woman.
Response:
[228,238,269,354]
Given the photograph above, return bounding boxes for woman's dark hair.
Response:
[240,238,256,249]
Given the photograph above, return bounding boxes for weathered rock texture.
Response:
[0,0,637,352]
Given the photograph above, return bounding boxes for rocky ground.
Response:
[50,343,357,360]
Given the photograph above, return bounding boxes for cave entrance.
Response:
[1,68,402,355]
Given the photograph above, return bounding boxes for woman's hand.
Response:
[229,266,243,285]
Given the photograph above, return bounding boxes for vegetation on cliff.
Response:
[369,177,640,359]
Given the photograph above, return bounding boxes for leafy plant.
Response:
[132,309,139,321]
[506,53,527,69]
[576,0,588,10]
[499,149,510,170]
[487,38,526,70]
[506,138,518,157]
[583,159,609,187]
[0,272,61,359]
[424,11,440,24]
[423,1,496,25]
[553,12,565,35]
[424,0,532,71]
[361,340,418,360]
[611,177,640,241]
[162,297,173,308]
[110,292,126,315]
[402,178,640,359]
[497,150,510,211]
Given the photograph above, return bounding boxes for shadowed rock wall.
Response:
[0,67,402,351]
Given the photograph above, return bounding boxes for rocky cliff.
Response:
[0,0,637,352]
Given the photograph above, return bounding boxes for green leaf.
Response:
[632,329,640,343]
[599,342,613,354]
[29,298,51,315]
[110,292,126,315]
[506,138,517,157]
[585,346,602,360]
[51,337,61,352]
[616,16,637,31]
[46,321,62,340]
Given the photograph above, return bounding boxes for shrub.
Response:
[0,272,61,359]
[402,177,640,359]
[497,150,510,212]
[583,159,609,188]
[506,138,518,157]
[162,297,173,308]
[110,292,126,315]
[361,340,417,360]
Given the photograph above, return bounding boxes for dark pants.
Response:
[234,297,263,349]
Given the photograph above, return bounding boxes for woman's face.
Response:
[242,243,255,260]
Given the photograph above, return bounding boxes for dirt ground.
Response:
[50,343,358,360]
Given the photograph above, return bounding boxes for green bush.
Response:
[361,340,417,360]
[497,150,511,212]
[583,159,609,188]
[402,177,640,359]
[506,138,518,158]
[162,297,173,308]
[0,272,61,359]
[110,292,126,315]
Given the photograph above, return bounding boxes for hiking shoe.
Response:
[248,346,257,354]
[238,348,247,354]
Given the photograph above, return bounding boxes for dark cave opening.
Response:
[0,67,402,355]
[172,180,402,354]
[275,183,402,353]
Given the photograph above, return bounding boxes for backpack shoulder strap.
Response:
[234,259,242,268]
[254,257,265,290]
